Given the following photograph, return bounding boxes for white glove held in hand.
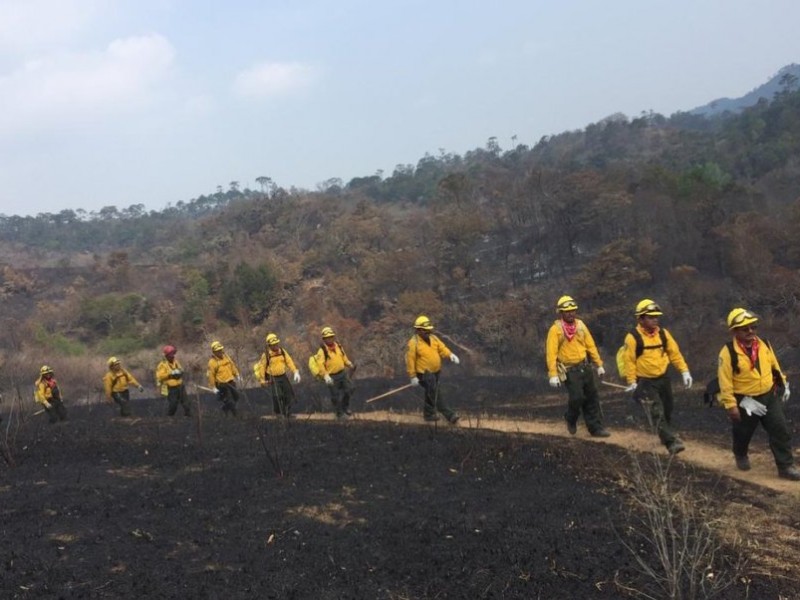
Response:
[410,377,420,386]
[213,388,220,395]
[682,371,693,388]
[624,383,638,393]
[783,382,791,403]
[596,366,605,377]
[293,371,301,384]
[170,369,182,377]
[740,396,768,417]
[43,401,52,409]
[323,374,333,386]
[548,376,561,388]
[450,353,460,365]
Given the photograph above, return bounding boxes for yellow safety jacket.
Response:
[103,367,141,399]
[545,318,602,378]
[156,358,184,388]
[256,347,297,383]
[622,325,688,384]
[406,334,452,377]
[314,342,352,377]
[207,353,240,387]
[717,337,786,410]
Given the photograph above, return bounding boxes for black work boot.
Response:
[778,466,800,481]
[564,415,577,435]
[735,455,751,471]
[667,440,685,455]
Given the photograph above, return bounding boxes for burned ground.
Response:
[1,377,799,599]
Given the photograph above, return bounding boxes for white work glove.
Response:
[740,396,767,417]
[548,376,561,388]
[624,383,638,393]
[170,369,182,377]
[213,387,220,395]
[293,371,301,384]
[236,375,243,385]
[138,385,145,392]
[596,366,605,377]
[450,353,460,365]
[781,382,790,403]
[681,371,693,388]
[323,374,333,386]
[410,377,420,386]
[43,401,53,409]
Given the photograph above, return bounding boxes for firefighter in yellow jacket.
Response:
[545,296,610,437]
[35,365,68,423]
[103,356,144,417]
[156,345,191,417]
[718,308,799,480]
[621,299,692,455]
[314,327,356,419]
[406,315,460,424]
[207,341,241,416]
[256,333,301,417]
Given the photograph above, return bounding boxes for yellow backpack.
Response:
[615,346,627,381]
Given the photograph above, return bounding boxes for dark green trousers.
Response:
[111,390,132,417]
[733,389,794,468]
[268,375,296,416]
[418,371,457,421]
[45,398,68,423]
[328,371,354,417]
[635,375,677,447]
[563,365,604,434]
[167,384,191,416]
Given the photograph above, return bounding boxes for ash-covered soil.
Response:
[0,376,798,599]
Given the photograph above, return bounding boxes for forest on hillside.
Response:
[3,85,800,399]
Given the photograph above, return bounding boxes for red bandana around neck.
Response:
[561,319,577,342]
[737,338,760,369]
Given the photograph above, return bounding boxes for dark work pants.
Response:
[268,375,296,416]
[636,375,677,447]
[45,398,68,423]
[111,390,132,417]
[563,365,604,434]
[418,371,457,421]
[733,390,794,469]
[216,381,240,415]
[167,384,191,416]
[328,371,354,417]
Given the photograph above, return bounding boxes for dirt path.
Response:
[296,410,800,496]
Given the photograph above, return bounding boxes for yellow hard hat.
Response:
[211,341,224,352]
[414,315,434,330]
[265,333,280,345]
[727,308,759,330]
[635,299,663,316]
[556,295,578,312]
[107,356,120,367]
[321,327,336,338]
[40,365,53,375]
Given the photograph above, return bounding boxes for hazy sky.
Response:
[1,0,799,216]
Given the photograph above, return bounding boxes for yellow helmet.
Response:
[414,315,434,330]
[107,356,120,367]
[635,299,663,316]
[727,308,759,330]
[265,333,280,345]
[556,295,578,312]
[321,327,336,338]
[40,365,53,375]
[211,341,224,352]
